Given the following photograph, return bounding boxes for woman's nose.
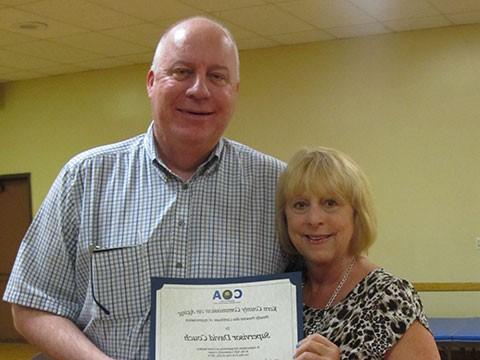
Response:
[306,206,325,225]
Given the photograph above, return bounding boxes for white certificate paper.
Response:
[149,273,302,360]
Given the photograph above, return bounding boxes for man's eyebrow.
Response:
[169,61,230,72]
[208,65,230,73]
[169,61,193,68]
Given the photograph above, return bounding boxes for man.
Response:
[3,17,287,359]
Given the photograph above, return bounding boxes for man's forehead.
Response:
[172,27,188,46]
[153,18,240,80]
[168,23,231,48]
[163,27,235,62]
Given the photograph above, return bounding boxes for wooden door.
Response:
[0,174,32,341]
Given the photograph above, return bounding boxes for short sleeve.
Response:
[3,164,82,321]
[361,277,429,357]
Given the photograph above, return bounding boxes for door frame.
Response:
[0,172,32,278]
[0,173,32,219]
[0,173,33,341]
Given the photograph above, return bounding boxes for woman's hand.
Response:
[294,334,340,359]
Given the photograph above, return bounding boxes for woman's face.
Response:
[285,192,355,266]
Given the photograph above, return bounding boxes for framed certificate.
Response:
[149,272,303,360]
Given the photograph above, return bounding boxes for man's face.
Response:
[147,22,239,154]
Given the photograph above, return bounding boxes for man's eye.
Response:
[171,68,192,80]
[208,72,229,85]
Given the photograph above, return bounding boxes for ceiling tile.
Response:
[0,0,39,5]
[0,48,59,69]
[52,32,151,57]
[0,64,17,75]
[18,0,143,31]
[278,0,376,28]
[348,0,441,21]
[75,57,133,70]
[0,7,86,38]
[115,52,154,65]
[236,36,281,49]
[328,22,391,38]
[3,39,101,63]
[218,19,262,40]
[427,0,480,14]
[385,16,453,32]
[1,0,480,83]
[270,29,334,44]
[0,69,45,82]
[36,63,90,76]
[216,4,314,35]
[86,0,200,22]
[447,12,480,25]
[180,0,266,12]
[101,23,167,48]
[0,28,36,46]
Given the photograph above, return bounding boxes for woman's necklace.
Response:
[323,257,356,309]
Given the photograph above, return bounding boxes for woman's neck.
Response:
[303,256,379,309]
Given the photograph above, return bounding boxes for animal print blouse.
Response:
[303,268,429,359]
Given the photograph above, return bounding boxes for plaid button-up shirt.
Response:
[4,123,288,359]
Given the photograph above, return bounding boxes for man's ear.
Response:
[146,70,155,97]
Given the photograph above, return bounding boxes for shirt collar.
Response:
[144,121,224,180]
[144,122,158,162]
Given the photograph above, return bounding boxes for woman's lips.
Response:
[304,233,334,243]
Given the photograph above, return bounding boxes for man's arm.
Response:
[12,304,114,360]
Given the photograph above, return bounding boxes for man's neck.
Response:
[155,138,217,182]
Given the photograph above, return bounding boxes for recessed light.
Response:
[14,21,49,31]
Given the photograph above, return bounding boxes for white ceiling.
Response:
[1,0,480,83]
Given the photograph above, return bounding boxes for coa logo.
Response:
[213,288,243,301]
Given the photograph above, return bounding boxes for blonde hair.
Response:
[276,147,377,256]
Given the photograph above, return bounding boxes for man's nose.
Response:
[186,74,211,99]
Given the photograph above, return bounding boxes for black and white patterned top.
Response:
[303,268,429,359]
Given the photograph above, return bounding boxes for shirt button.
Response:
[175,262,183,268]
[178,219,185,227]
[182,184,188,190]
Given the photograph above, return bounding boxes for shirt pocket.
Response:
[90,242,150,320]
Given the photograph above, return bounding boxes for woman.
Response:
[276,147,440,359]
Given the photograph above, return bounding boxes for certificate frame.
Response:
[149,272,303,360]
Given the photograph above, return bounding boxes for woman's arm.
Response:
[386,320,440,359]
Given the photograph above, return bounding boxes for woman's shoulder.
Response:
[349,267,425,316]
[359,267,428,327]
[361,267,415,294]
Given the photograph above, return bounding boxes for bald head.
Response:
[152,17,240,81]
[146,16,240,169]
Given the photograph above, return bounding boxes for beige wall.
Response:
[1,24,479,316]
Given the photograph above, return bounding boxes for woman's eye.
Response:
[292,201,308,210]
[323,199,338,208]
